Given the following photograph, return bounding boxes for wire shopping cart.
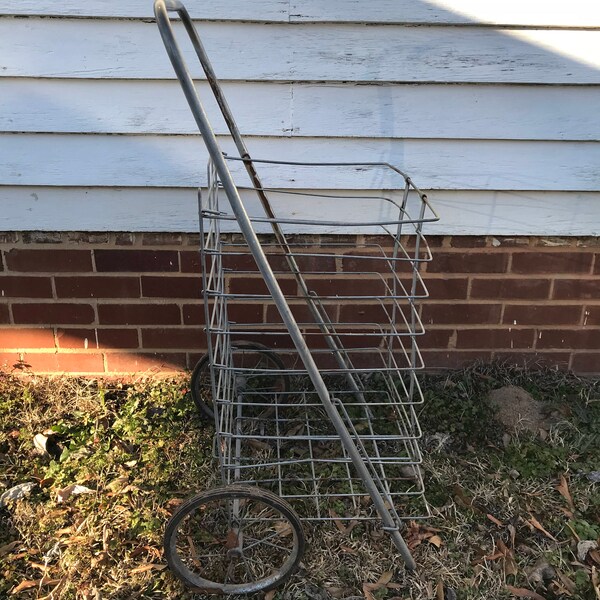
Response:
[154,1,439,594]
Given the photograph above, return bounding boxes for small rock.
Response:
[586,471,600,483]
[577,540,598,562]
[526,559,556,589]
[509,469,520,479]
[0,482,36,508]
[487,386,549,433]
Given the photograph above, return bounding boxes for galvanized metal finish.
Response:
[154,0,439,588]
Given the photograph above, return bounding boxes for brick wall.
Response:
[0,232,598,375]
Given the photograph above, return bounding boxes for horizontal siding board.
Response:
[3,79,600,141]
[1,0,599,27]
[0,0,290,20]
[289,1,600,27]
[0,79,291,136]
[1,134,599,191]
[2,19,600,83]
[0,187,598,236]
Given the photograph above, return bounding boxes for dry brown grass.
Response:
[1,365,599,599]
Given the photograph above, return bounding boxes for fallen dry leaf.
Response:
[487,513,504,527]
[527,514,558,542]
[555,570,576,595]
[56,484,94,503]
[506,585,547,600]
[436,580,444,600]
[329,509,358,535]
[428,535,443,548]
[0,541,21,557]
[363,570,394,600]
[129,563,166,575]
[0,482,36,508]
[11,580,38,594]
[556,474,575,512]
[264,591,276,600]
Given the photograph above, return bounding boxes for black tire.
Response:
[164,485,305,594]
[190,342,289,420]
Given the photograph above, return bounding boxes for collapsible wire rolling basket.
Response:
[154,0,439,594]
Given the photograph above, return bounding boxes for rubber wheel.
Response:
[164,485,305,594]
[190,342,289,420]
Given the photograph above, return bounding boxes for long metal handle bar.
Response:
[155,0,367,405]
[153,0,415,569]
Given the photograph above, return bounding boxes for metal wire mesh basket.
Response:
[154,0,440,594]
[200,157,437,524]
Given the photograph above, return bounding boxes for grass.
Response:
[0,362,599,599]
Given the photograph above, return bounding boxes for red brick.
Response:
[187,352,206,369]
[228,303,265,324]
[421,303,502,325]
[141,276,201,299]
[105,352,186,372]
[503,305,581,326]
[0,352,22,369]
[22,352,105,373]
[65,232,109,244]
[0,328,55,348]
[537,329,600,350]
[0,303,9,324]
[12,303,95,325]
[421,350,492,369]
[98,304,180,325]
[56,328,139,349]
[339,303,391,324]
[182,303,206,325]
[456,328,535,349]
[142,233,182,246]
[471,278,550,300]
[5,249,92,272]
[305,277,386,297]
[427,252,508,274]
[55,276,140,298]
[94,250,179,272]
[227,276,297,297]
[584,307,600,326]
[342,252,413,274]
[0,276,53,298]
[400,235,444,249]
[420,329,454,349]
[302,328,384,350]
[511,252,592,274]
[553,279,600,300]
[228,333,295,352]
[141,328,204,349]
[180,251,202,273]
[115,233,135,246]
[266,302,334,324]
[595,255,600,273]
[571,353,600,373]
[423,278,468,300]
[449,236,489,248]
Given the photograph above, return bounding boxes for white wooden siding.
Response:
[3,134,599,191]
[2,20,600,83]
[1,1,598,27]
[2,188,598,237]
[4,79,599,141]
[0,1,599,235]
